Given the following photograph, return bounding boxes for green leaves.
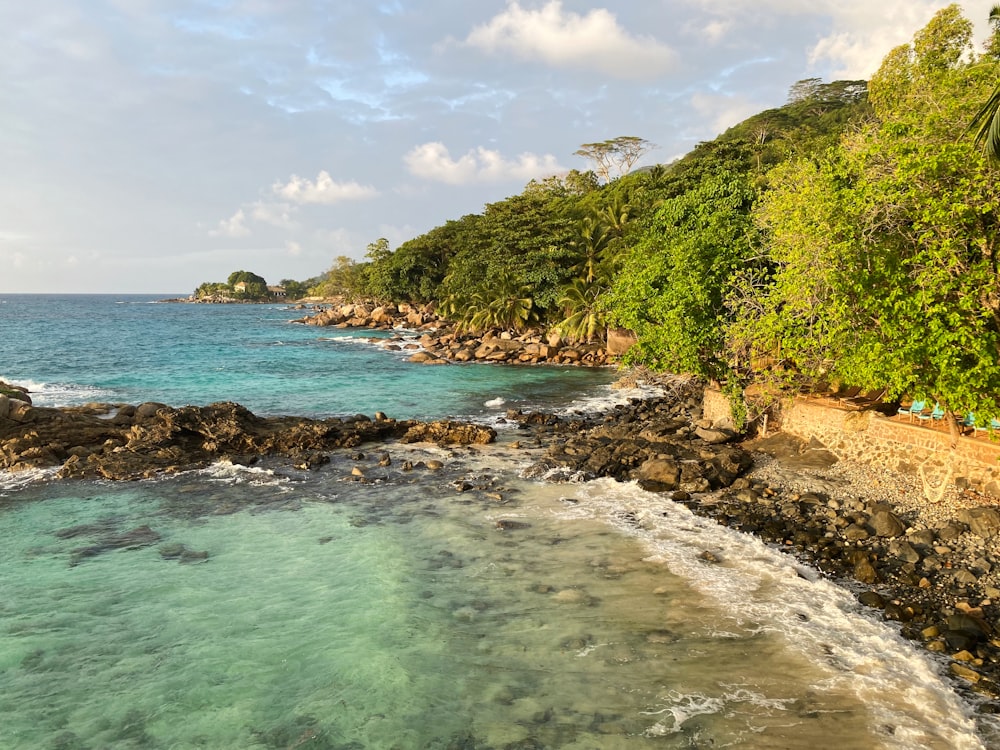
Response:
[969,83,1000,161]
[603,170,762,379]
[741,5,1000,419]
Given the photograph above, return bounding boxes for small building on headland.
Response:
[267,286,287,299]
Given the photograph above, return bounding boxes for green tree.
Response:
[554,278,606,343]
[311,256,366,299]
[574,136,656,183]
[446,271,537,333]
[748,5,1000,427]
[604,170,761,379]
[970,5,1000,158]
[226,270,268,298]
[279,279,308,299]
[568,217,612,285]
[193,281,230,299]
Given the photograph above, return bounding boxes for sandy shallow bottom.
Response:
[0,439,993,749]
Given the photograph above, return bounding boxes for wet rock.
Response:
[0,399,498,479]
[496,520,531,531]
[635,459,680,491]
[159,542,187,559]
[402,421,496,445]
[858,591,885,608]
[851,553,878,584]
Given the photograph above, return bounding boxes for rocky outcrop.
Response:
[512,379,754,492]
[0,400,494,480]
[0,381,31,407]
[401,421,497,445]
[295,303,620,367]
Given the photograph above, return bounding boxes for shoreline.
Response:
[293,300,628,368]
[4,372,1000,730]
[499,386,1000,725]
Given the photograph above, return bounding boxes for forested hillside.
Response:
[311,4,1000,426]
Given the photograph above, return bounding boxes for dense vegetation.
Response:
[307,5,1000,427]
[195,270,279,300]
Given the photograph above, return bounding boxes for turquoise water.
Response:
[0,294,616,418]
[0,295,996,748]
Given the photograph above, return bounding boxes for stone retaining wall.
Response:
[706,388,1000,498]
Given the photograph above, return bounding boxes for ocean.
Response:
[0,294,994,749]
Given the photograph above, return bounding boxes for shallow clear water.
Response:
[0,446,989,749]
[0,295,997,748]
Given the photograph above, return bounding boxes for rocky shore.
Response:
[293,300,632,367]
[0,389,495,480]
[4,371,1000,715]
[501,380,1000,715]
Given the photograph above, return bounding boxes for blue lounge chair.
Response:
[897,400,926,421]
[962,414,1000,434]
[917,402,945,422]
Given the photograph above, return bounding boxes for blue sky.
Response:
[1,1,993,293]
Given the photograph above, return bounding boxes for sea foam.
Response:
[557,478,990,750]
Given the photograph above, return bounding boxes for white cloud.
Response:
[690,92,762,137]
[209,209,251,238]
[702,19,732,44]
[285,239,302,256]
[461,1,677,79]
[404,142,565,185]
[251,200,296,229]
[271,170,378,205]
[689,0,956,78]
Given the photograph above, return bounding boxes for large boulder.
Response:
[401,421,496,445]
[957,507,1000,539]
[869,505,906,537]
[605,328,637,356]
[635,458,680,491]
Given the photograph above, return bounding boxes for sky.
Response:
[1,1,995,294]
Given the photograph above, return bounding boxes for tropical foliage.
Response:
[295,4,1000,428]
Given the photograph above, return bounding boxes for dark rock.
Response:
[844,523,871,542]
[496,520,531,531]
[0,399,504,479]
[852,554,878,584]
[947,613,993,639]
[869,506,905,537]
[858,591,885,608]
[907,529,936,547]
[957,507,1000,539]
[159,543,187,559]
[634,459,680,490]
[889,539,922,564]
[936,521,967,542]
[694,426,737,444]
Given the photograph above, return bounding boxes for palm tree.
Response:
[448,272,537,333]
[569,217,612,284]
[971,6,1000,159]
[553,279,605,344]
